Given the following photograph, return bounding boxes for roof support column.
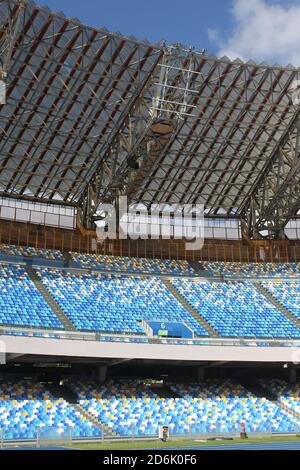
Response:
[242,116,300,239]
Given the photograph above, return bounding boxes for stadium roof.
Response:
[0,0,299,232]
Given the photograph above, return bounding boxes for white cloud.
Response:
[211,0,300,66]
[207,28,221,44]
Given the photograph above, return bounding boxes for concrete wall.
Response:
[1,335,299,363]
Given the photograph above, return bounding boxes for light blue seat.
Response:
[0,379,101,440]
[203,262,300,278]
[171,279,300,338]
[262,282,300,319]
[37,269,208,337]
[0,264,63,329]
[70,379,299,436]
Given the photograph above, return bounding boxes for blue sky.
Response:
[36,0,233,52]
[36,0,300,66]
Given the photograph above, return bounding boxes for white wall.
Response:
[1,335,298,363]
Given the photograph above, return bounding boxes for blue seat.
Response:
[36,269,208,337]
[0,264,63,329]
[171,279,300,339]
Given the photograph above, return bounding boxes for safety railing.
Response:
[0,426,300,448]
[2,325,300,348]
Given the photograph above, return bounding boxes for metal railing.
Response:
[2,325,300,348]
[0,426,300,448]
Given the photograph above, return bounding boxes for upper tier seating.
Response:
[71,379,298,436]
[0,244,63,261]
[0,264,63,329]
[203,262,300,278]
[0,260,298,340]
[0,379,100,440]
[171,279,300,338]
[37,269,208,336]
[71,252,195,275]
[0,244,196,275]
[1,242,299,279]
[262,281,300,319]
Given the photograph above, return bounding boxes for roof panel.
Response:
[0,0,300,218]
[0,0,162,203]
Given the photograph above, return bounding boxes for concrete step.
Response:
[74,403,119,437]
[44,383,118,436]
[26,266,76,331]
[162,279,220,338]
[276,401,300,421]
[239,379,300,422]
[62,251,72,268]
[238,379,278,402]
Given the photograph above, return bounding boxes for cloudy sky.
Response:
[37,0,300,66]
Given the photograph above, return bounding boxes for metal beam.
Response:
[242,114,300,239]
[0,0,26,78]
[0,191,77,207]
[78,47,206,228]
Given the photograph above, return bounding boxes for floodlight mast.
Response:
[79,46,205,231]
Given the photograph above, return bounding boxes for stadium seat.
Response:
[203,262,300,278]
[36,269,208,336]
[0,264,63,329]
[71,252,196,276]
[260,379,300,418]
[171,279,300,338]
[0,379,100,440]
[0,244,63,261]
[262,281,300,319]
[70,379,299,436]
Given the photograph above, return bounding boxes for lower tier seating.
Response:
[0,380,100,440]
[71,379,299,436]
[0,378,299,439]
[259,379,300,417]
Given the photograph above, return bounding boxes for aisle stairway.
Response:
[26,266,75,331]
[255,283,300,331]
[45,382,119,438]
[240,379,300,422]
[162,279,220,338]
